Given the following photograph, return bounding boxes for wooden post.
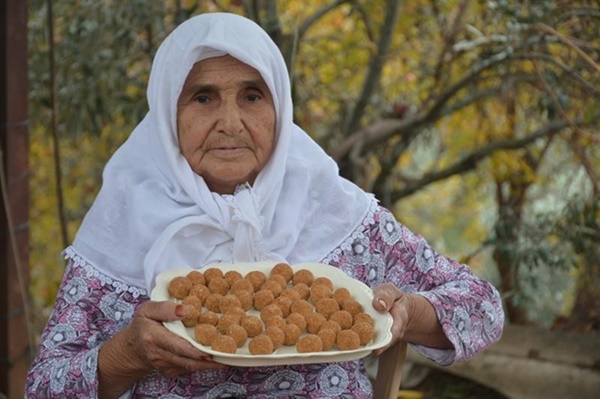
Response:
[0,0,31,398]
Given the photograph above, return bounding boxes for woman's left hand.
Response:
[370,282,416,355]
[371,282,452,356]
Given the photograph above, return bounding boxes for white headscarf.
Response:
[72,12,373,291]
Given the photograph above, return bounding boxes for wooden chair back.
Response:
[373,341,408,399]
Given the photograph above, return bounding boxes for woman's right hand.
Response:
[125,300,223,377]
[98,300,223,398]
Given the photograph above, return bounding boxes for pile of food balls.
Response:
[167,263,375,355]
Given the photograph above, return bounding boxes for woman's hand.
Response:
[98,300,223,398]
[125,300,222,376]
[371,283,452,356]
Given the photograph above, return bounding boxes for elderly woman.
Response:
[26,12,503,399]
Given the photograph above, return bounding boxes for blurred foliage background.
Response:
[27,0,599,394]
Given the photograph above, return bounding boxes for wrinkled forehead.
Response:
[189,50,271,84]
[187,49,280,115]
[183,54,270,90]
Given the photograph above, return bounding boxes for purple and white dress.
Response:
[26,205,504,398]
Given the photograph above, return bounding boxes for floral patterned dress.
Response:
[26,204,504,398]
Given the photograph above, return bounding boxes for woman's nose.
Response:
[216,100,244,135]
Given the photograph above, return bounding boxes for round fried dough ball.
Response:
[329,310,353,330]
[290,299,313,319]
[230,279,254,294]
[292,283,310,300]
[286,312,307,332]
[233,290,253,311]
[274,295,292,318]
[309,284,332,304]
[280,288,301,302]
[264,315,286,329]
[264,326,285,350]
[253,289,275,311]
[306,312,327,334]
[219,294,242,314]
[292,269,314,287]
[270,262,294,283]
[319,320,342,334]
[217,313,241,334]
[182,295,202,311]
[268,274,287,290]
[222,306,245,319]
[318,328,336,350]
[240,315,263,337]
[281,323,302,346]
[189,284,210,304]
[194,323,218,346]
[296,334,323,353]
[353,312,374,327]
[181,304,200,327]
[198,310,219,326]
[315,298,340,319]
[226,324,248,348]
[203,267,224,284]
[351,321,374,345]
[260,304,283,323]
[204,293,224,313]
[312,276,334,291]
[224,270,243,286]
[187,270,206,286]
[342,298,364,316]
[168,276,192,299]
[208,277,230,296]
[248,334,274,355]
[332,287,352,307]
[262,279,283,297]
[211,335,237,354]
[336,329,361,351]
[245,270,266,292]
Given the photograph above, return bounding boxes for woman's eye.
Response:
[246,94,261,102]
[194,95,210,104]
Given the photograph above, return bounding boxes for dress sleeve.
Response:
[376,207,504,365]
[26,258,145,398]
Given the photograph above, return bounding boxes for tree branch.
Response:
[534,23,600,74]
[389,114,600,200]
[297,0,352,40]
[331,33,600,165]
[342,0,401,136]
[46,0,69,249]
[513,53,600,99]
[330,117,421,161]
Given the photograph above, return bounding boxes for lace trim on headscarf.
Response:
[321,198,378,264]
[63,246,148,298]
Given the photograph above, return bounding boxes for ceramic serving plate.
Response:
[151,261,393,367]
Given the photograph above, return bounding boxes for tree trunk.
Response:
[493,191,530,325]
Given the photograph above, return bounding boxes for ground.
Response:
[413,369,508,399]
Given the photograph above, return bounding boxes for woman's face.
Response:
[177,55,276,194]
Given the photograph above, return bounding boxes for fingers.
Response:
[371,283,411,356]
[371,282,403,311]
[156,329,209,362]
[373,298,410,356]
[137,300,184,322]
[134,308,206,362]
[147,344,224,378]
[130,300,221,376]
